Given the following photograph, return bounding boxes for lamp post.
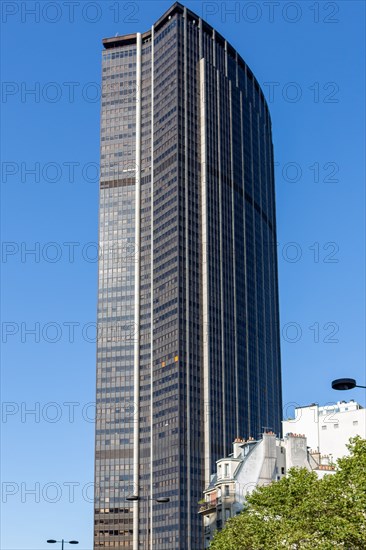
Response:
[47,540,78,550]
[126,494,170,550]
[331,378,366,391]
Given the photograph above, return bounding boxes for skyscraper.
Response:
[94,3,282,549]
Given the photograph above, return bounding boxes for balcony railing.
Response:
[198,500,217,514]
[199,493,237,514]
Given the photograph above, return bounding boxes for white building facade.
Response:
[199,433,334,548]
[283,400,366,462]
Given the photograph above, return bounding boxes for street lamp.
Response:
[47,540,79,550]
[126,495,170,503]
[331,378,366,391]
[126,494,170,550]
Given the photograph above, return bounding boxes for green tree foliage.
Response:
[209,437,366,549]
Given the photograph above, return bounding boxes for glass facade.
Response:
[95,3,282,549]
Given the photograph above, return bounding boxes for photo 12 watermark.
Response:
[1,241,139,264]
[1,1,140,24]
[275,161,340,184]
[1,400,138,424]
[201,2,340,24]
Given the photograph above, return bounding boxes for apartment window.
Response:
[224,463,229,476]
[353,420,358,426]
[321,425,327,430]
[224,485,229,496]
[334,424,339,429]
[281,467,285,474]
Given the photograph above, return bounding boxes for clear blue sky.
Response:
[1,1,365,549]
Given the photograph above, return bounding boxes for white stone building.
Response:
[199,432,334,548]
[282,400,366,462]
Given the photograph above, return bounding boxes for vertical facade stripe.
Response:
[133,31,142,550]
[258,113,269,428]
[183,9,192,549]
[216,68,226,450]
[149,24,154,550]
[241,88,251,436]
[200,58,211,486]
[229,80,239,437]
